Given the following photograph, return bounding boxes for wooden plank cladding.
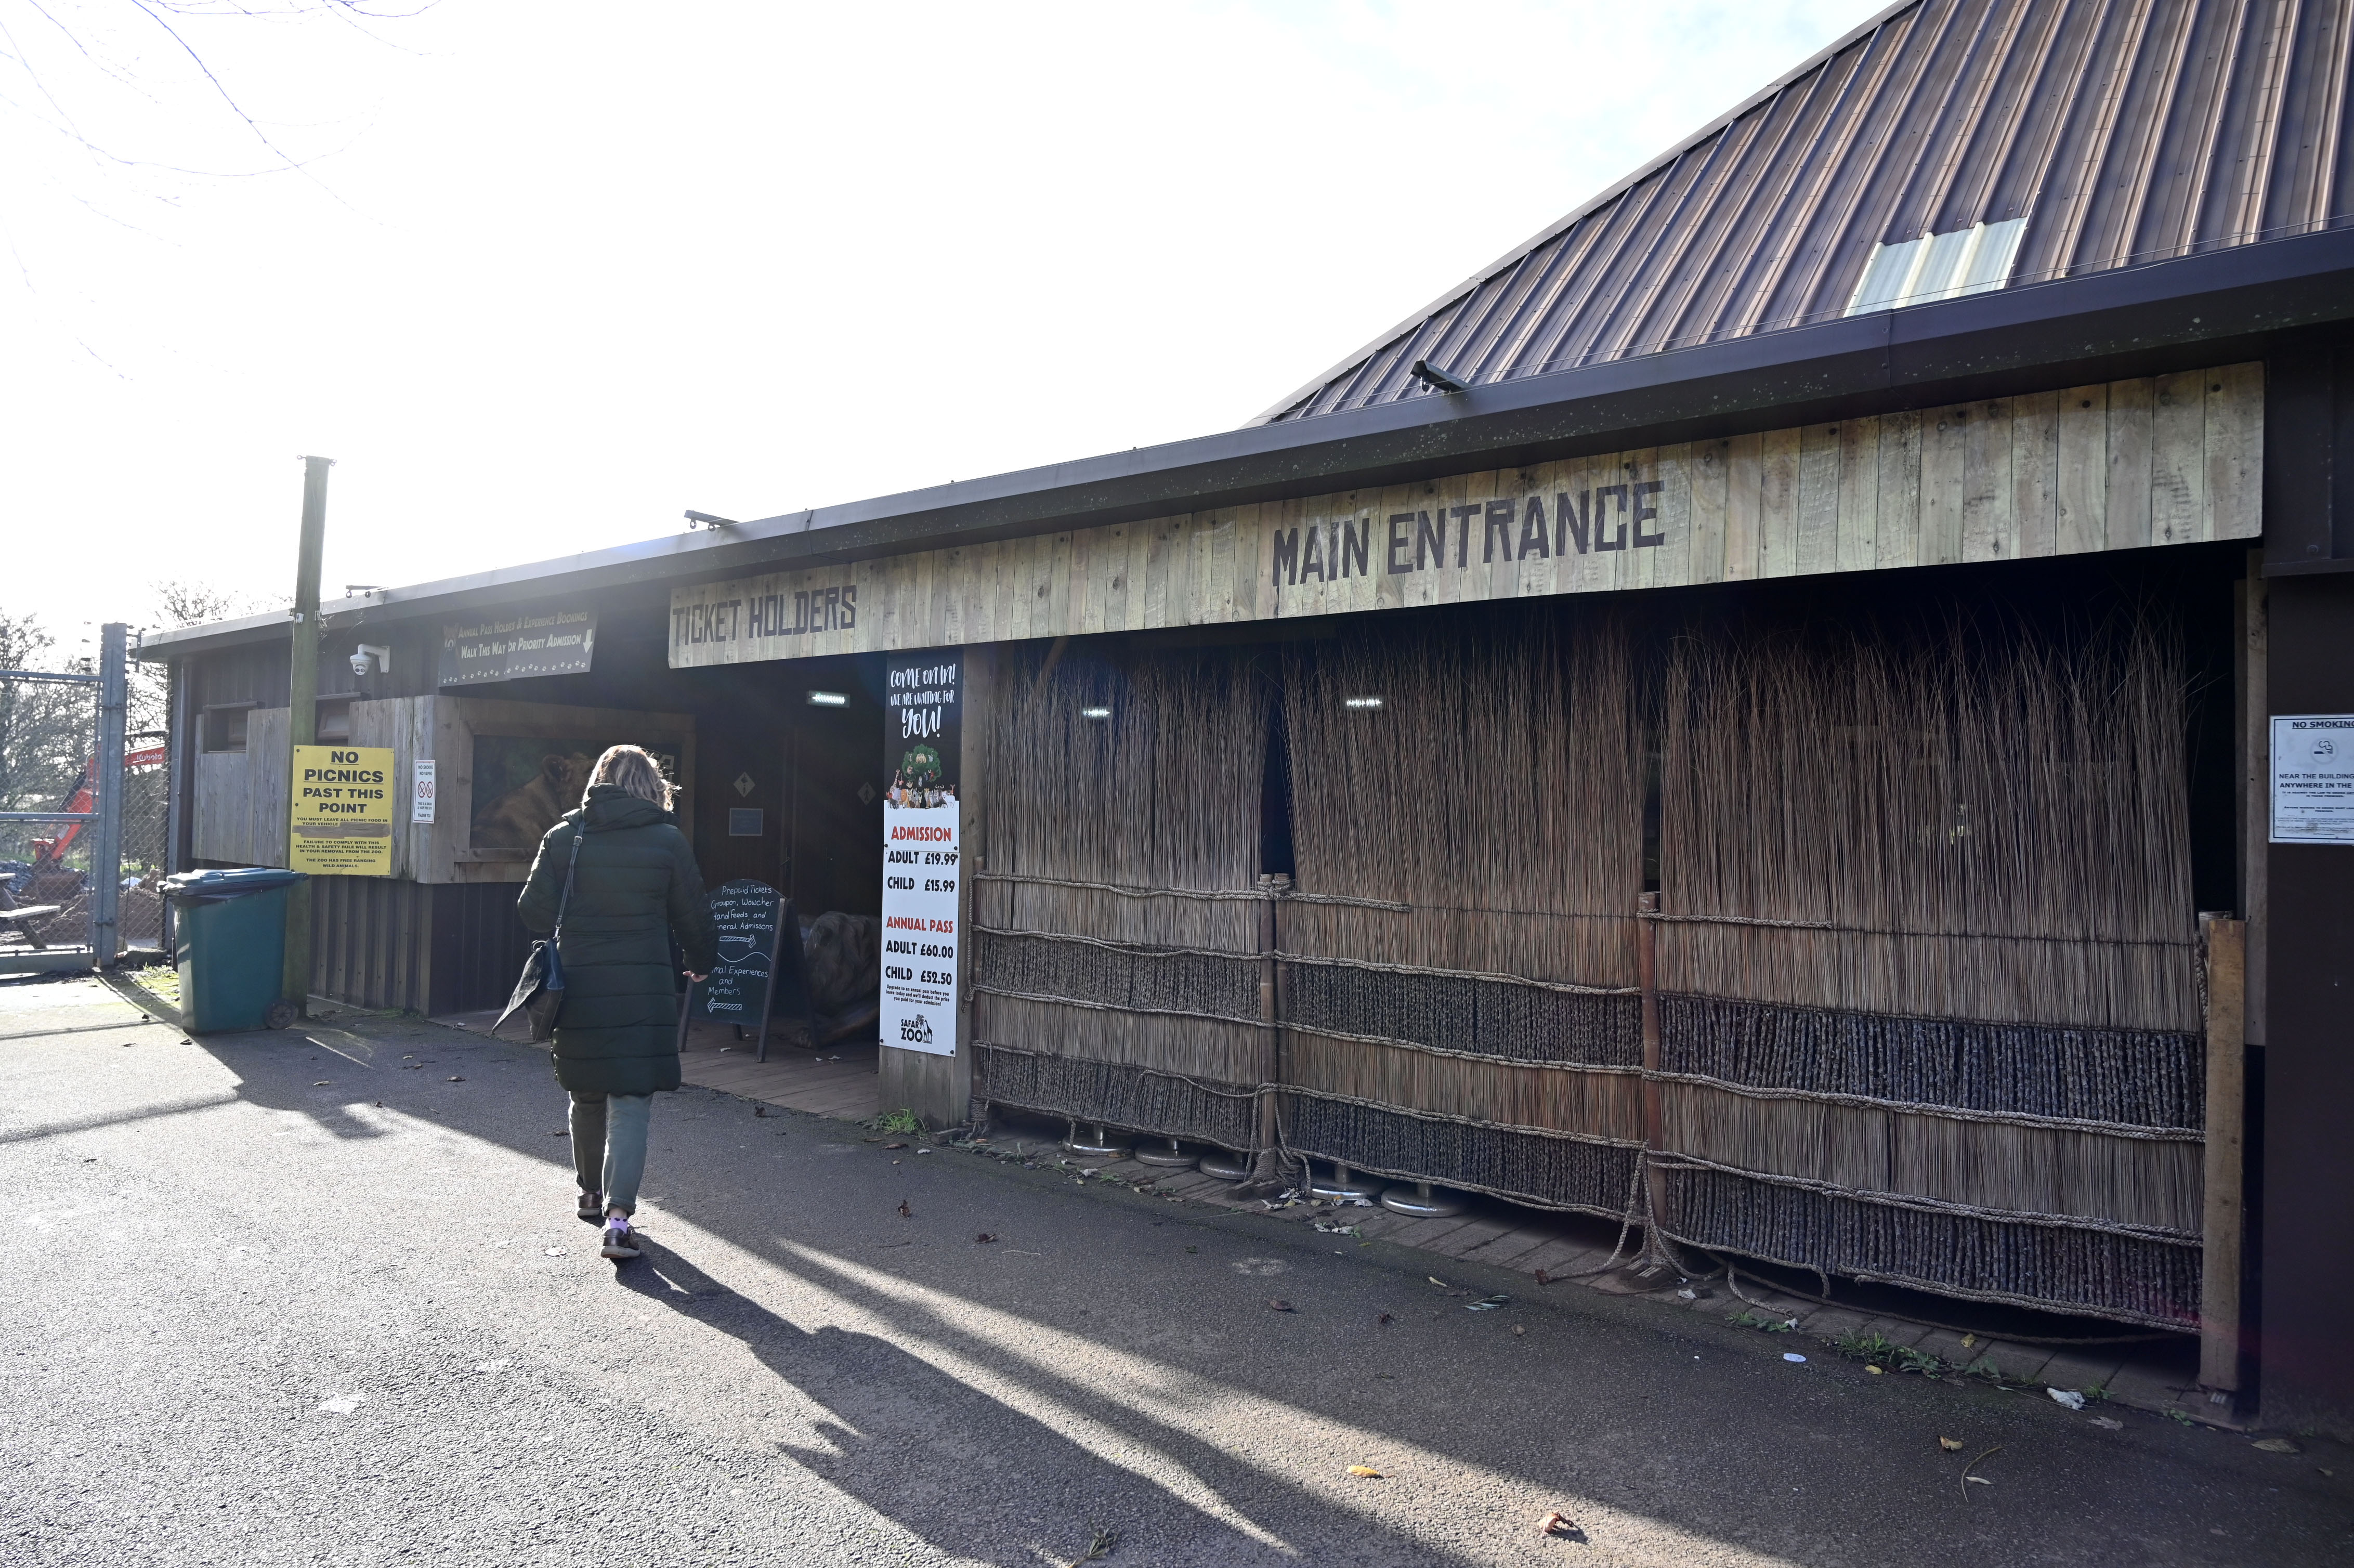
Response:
[670,365,2262,667]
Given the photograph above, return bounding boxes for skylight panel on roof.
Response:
[1845,219,2027,316]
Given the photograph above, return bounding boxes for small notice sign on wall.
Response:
[880,652,961,1056]
[411,758,437,824]
[290,745,395,876]
[2272,714,2354,844]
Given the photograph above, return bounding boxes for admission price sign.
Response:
[290,745,395,876]
[679,879,808,1062]
[880,652,961,1057]
[2271,714,2354,844]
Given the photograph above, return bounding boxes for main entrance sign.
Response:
[669,365,2260,668]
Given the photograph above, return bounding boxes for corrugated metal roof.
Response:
[1256,0,2354,424]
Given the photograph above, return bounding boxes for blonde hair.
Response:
[587,744,674,811]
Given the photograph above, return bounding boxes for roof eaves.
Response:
[142,225,2354,661]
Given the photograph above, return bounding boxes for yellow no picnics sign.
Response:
[290,744,395,877]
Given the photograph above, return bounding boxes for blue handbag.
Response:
[494,829,583,1042]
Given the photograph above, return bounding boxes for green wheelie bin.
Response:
[160,868,307,1033]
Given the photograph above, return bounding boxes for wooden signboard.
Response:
[669,363,2263,668]
[679,879,811,1063]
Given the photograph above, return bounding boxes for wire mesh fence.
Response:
[0,667,100,960]
[120,733,171,956]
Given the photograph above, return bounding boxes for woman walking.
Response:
[517,744,717,1261]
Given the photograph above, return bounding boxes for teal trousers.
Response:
[569,1091,652,1213]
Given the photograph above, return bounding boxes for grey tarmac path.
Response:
[3,979,2349,1568]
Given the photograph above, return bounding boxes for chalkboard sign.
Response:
[678,879,810,1062]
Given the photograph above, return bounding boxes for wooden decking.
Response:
[429,1010,879,1121]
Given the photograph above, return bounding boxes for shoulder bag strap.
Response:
[553,826,585,938]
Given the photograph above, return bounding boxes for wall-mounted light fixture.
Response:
[1081,706,1113,720]
[1344,696,1384,710]
[806,690,848,708]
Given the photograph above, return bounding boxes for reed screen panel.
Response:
[971,650,1272,1145]
[1655,626,2206,1326]
[1278,625,1647,1214]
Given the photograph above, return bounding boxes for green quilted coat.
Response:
[516,785,718,1097]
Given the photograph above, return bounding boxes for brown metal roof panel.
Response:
[1754,13,1948,329]
[1637,77,1835,351]
[2265,0,2354,231]
[2123,0,2251,259]
[1263,0,2354,425]
[1527,151,1720,370]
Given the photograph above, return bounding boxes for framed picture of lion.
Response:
[469,737,684,852]
[430,697,696,882]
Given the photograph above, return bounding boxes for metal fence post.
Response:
[93,623,126,968]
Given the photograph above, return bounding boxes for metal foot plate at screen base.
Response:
[1309,1162,1382,1203]
[1197,1148,1252,1181]
[1133,1136,1196,1168]
[1381,1181,1467,1218]
[1063,1121,1133,1159]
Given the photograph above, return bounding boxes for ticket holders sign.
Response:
[677,879,810,1063]
[881,653,961,1057]
[290,745,395,876]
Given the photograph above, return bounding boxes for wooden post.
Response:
[2239,556,2267,1046]
[1251,874,1285,1182]
[282,456,332,1014]
[1638,891,1667,1254]
[2200,912,2247,1393]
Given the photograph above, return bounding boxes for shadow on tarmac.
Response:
[614,1238,1326,1566]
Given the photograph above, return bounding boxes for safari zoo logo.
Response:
[885,742,957,810]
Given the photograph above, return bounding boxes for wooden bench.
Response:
[0,906,62,949]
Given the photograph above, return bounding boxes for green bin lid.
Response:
[160,867,309,899]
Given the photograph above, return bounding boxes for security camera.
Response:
[349,650,372,678]
[350,643,390,680]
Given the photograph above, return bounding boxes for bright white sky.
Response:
[2,0,1870,660]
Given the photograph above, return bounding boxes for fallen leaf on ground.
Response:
[883,1142,908,1150]
[551,1131,567,1138]
[1866,1365,1885,1375]
[1466,1294,1511,1312]
[1966,1475,1993,1485]
[1267,1299,1295,1312]
[753,1106,771,1118]
[1510,1324,1526,1337]
[896,1199,913,1218]
[1960,1333,1977,1350]
[1346,1465,1383,1479]
[1939,1437,1964,1452]
[976,1233,997,1243]
[1065,1525,1117,1566]
[1538,1511,1575,1536]
[1427,1276,1450,1287]
[2088,1416,2123,1430]
[1377,1312,1394,1326]
[1534,1269,1553,1286]
[447,1076,464,1082]
[2254,1438,2302,1454]
[312,1080,331,1086]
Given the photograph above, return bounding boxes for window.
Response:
[201,702,255,752]
[1846,219,2026,316]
